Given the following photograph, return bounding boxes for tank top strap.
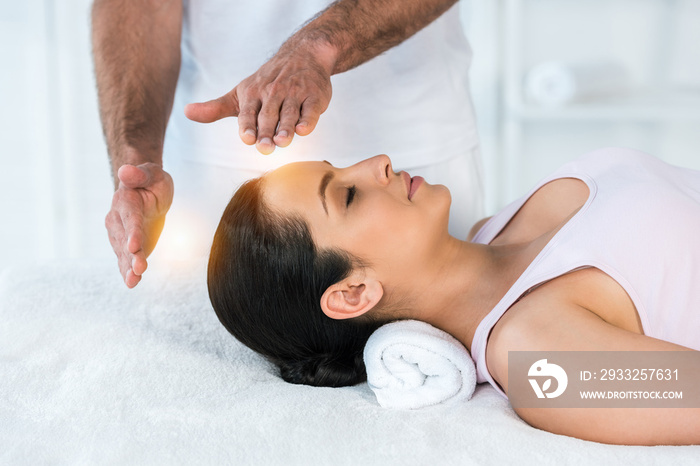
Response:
[469,161,599,397]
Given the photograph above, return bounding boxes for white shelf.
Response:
[497,0,700,207]
[510,90,700,121]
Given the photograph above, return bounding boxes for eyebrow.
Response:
[318,170,334,216]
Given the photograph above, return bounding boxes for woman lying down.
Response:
[207,147,700,445]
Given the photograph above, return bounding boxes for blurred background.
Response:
[1,0,699,274]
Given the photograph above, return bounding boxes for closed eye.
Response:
[346,185,356,207]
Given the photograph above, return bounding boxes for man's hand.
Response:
[183,0,457,155]
[184,42,334,155]
[106,163,174,288]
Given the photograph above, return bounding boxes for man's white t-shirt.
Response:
[164,0,479,172]
[155,1,483,257]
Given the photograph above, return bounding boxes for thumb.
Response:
[184,92,240,123]
[117,163,158,189]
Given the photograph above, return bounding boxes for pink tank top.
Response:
[470,147,700,398]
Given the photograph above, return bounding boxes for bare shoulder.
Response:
[484,295,597,392]
[485,292,700,445]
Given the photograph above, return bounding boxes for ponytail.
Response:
[278,351,367,387]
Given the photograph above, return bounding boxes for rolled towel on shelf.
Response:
[363,319,477,410]
[525,60,630,107]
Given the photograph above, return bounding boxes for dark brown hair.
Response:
[207,177,381,387]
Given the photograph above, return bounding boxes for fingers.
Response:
[130,250,148,276]
[254,93,286,155]
[249,94,321,153]
[184,92,240,123]
[106,209,128,276]
[106,208,144,288]
[236,99,262,147]
[118,198,144,258]
[106,186,151,288]
[273,100,300,148]
[296,98,324,136]
[126,225,150,274]
[125,269,142,289]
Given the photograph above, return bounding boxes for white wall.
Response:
[1,0,699,273]
[1,0,113,272]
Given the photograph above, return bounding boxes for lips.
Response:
[409,176,424,200]
[401,171,424,201]
[401,172,411,198]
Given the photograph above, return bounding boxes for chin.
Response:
[436,184,452,209]
[430,185,452,230]
[440,183,451,199]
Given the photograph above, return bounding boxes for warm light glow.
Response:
[152,208,210,264]
[173,231,193,251]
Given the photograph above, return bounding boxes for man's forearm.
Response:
[92,0,182,184]
[288,0,459,75]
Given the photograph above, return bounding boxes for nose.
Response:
[360,154,392,186]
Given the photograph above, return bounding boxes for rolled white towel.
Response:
[363,320,477,409]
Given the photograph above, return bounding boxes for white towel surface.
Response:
[364,320,476,409]
[1,260,699,465]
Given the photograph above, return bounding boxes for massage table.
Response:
[1,260,698,464]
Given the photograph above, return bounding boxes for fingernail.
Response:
[277,130,288,139]
[244,129,255,138]
[260,137,273,146]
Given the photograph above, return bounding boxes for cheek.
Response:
[323,203,402,262]
[315,188,449,268]
[350,205,436,267]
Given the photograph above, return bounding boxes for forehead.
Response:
[263,161,328,214]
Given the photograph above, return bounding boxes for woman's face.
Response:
[263,155,452,291]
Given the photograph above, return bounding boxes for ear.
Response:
[320,273,384,320]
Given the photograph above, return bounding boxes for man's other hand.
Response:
[106,163,174,288]
[184,43,335,155]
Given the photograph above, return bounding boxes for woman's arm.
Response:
[487,300,700,445]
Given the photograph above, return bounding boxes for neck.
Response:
[398,235,530,352]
